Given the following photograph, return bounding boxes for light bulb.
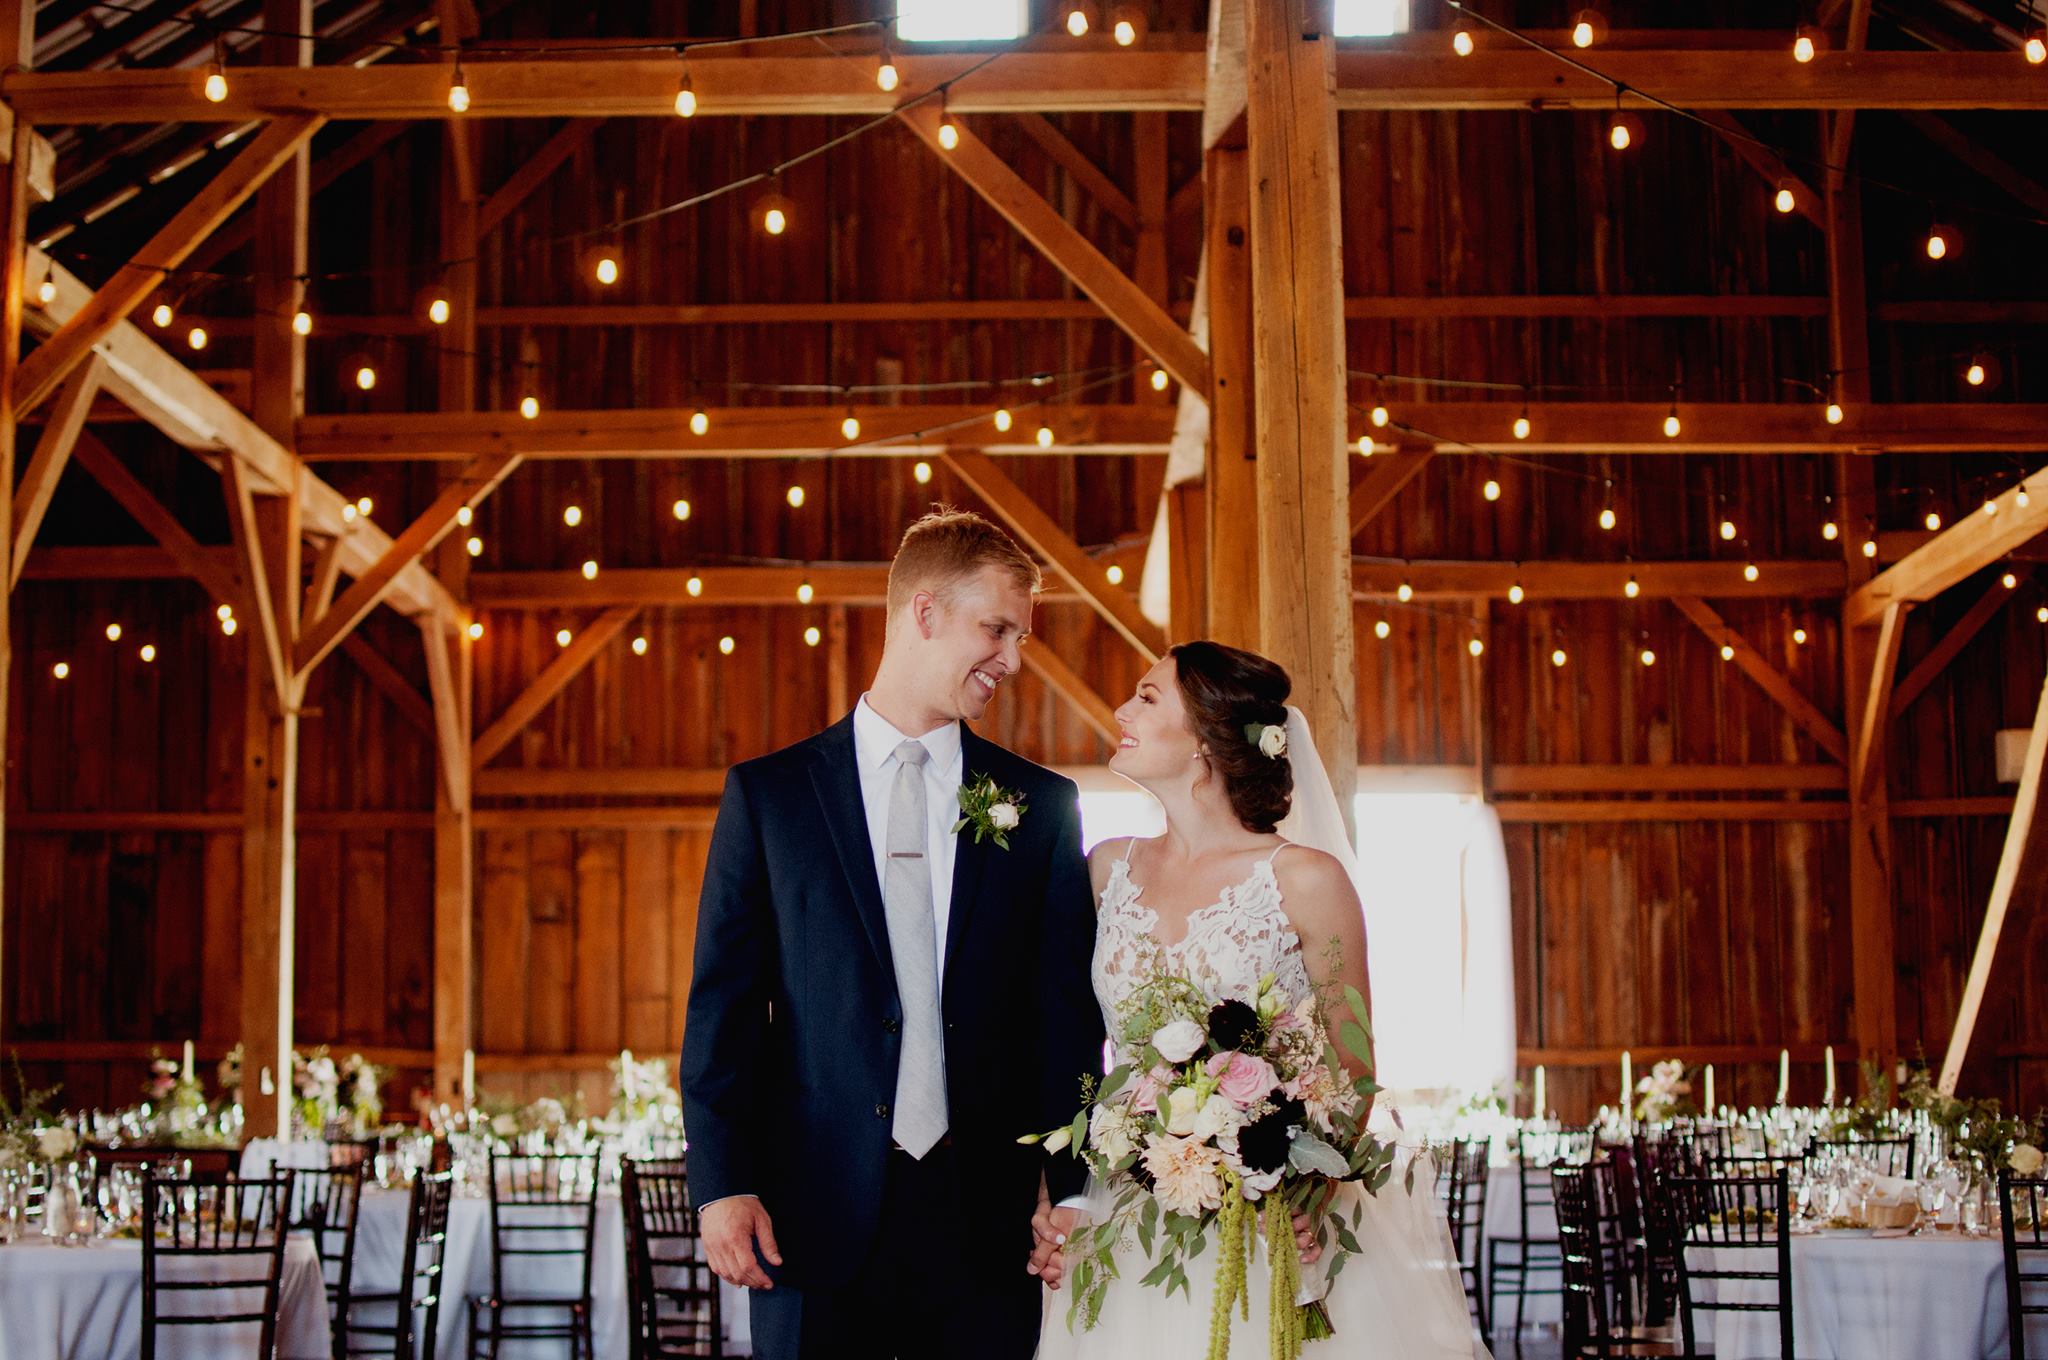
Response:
[632,635,649,655]
[2028,34,2046,63]
[1396,582,1414,603]
[448,77,470,113]
[1468,638,1485,657]
[204,68,227,103]
[937,119,960,151]
[355,365,376,391]
[1625,577,1640,599]
[1484,479,1502,502]
[686,575,703,597]
[105,623,123,642]
[1793,628,1808,645]
[519,395,539,420]
[674,75,697,117]
[912,461,932,484]
[556,628,572,647]
[1508,583,1525,604]
[1610,119,1633,152]
[52,661,69,680]
[1826,402,1843,424]
[1719,519,1737,541]
[1036,425,1054,448]
[1357,435,1375,457]
[1862,539,1878,558]
[1572,19,1594,47]
[217,604,233,621]
[2020,488,2032,508]
[1640,648,1657,667]
[2002,571,2018,589]
[2038,606,2048,624]
[1984,499,2000,516]
[1663,412,1681,437]
[690,408,710,436]
[1374,620,1392,640]
[787,484,806,509]
[1149,367,1169,392]
[356,496,374,516]
[292,309,312,336]
[1925,510,1943,531]
[1551,648,1568,667]
[454,506,473,528]
[876,59,899,92]
[993,408,1013,433]
[152,303,173,328]
[581,559,598,581]
[841,413,861,441]
[1966,361,1986,387]
[1106,564,1124,586]
[220,618,236,636]
[804,625,822,647]
[718,635,735,655]
[1114,17,1136,44]
[594,256,620,286]
[1452,28,1474,55]
[1371,404,1389,427]
[467,621,484,640]
[1513,415,1531,440]
[1721,644,1736,661]
[139,644,157,663]
[796,580,814,604]
[1066,6,1089,36]
[1775,187,1796,214]
[187,327,207,351]
[1599,507,1617,531]
[1822,521,1839,541]
[563,504,582,527]
[672,498,691,520]
[34,278,54,305]
[1793,32,1815,62]
[1744,562,1760,582]
[466,536,483,556]
[1926,228,1950,260]
[764,206,788,236]
[428,297,451,325]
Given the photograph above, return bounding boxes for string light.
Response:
[1512,410,1531,440]
[912,461,933,484]
[718,635,736,655]
[686,575,703,597]
[1862,539,1878,558]
[447,61,470,113]
[1609,112,1642,152]
[2003,571,2019,589]
[52,662,69,680]
[993,408,1013,433]
[456,506,473,526]
[356,496,374,517]
[1570,8,1606,47]
[428,297,451,325]
[563,504,583,527]
[1625,575,1641,599]
[632,635,649,655]
[216,604,233,621]
[1599,506,1617,531]
[1036,425,1055,448]
[1793,628,1809,645]
[1662,403,1681,438]
[594,255,620,286]
[1719,518,1737,541]
[1823,520,1839,541]
[2038,606,2048,624]
[1357,435,1376,457]
[2020,485,2033,509]
[1774,184,1797,214]
[1106,564,1125,585]
[1721,643,1737,662]
[1111,3,1144,45]
[2028,30,2047,64]
[1483,478,1502,502]
[1370,404,1389,428]
[1467,638,1485,657]
[105,623,122,642]
[840,409,861,441]
[875,41,899,92]
[937,91,960,151]
[1507,583,1525,604]
[466,536,483,556]
[1148,366,1169,393]
[1639,646,1657,667]
[1966,359,1987,387]
[1551,647,1568,667]
[1374,620,1392,639]
[1792,27,1819,62]
[1825,401,1844,425]
[796,579,815,604]
[1396,582,1414,603]
[757,181,793,237]
[139,644,157,663]
[520,395,540,419]
[1926,509,1943,531]
[581,559,599,581]
[1065,2,1090,36]
[556,628,573,647]
[34,277,55,305]
[467,620,484,640]
[221,617,237,635]
[1744,562,1760,582]
[292,309,312,336]
[787,483,807,508]
[1984,498,2000,516]
[690,408,710,436]
[1926,225,1953,260]
[1452,28,1475,55]
[804,625,822,647]
[355,364,377,391]
[203,39,228,102]
[672,498,692,520]
[152,302,173,328]
[674,69,697,117]
[186,326,207,351]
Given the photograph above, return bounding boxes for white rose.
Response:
[2012,1143,2045,1176]
[1258,724,1288,758]
[491,1113,519,1138]
[1151,1019,1206,1065]
[1165,1085,1202,1137]
[1192,1093,1244,1144]
[989,802,1020,830]
[1089,1106,1138,1164]
[36,1127,77,1162]
[1043,1125,1072,1155]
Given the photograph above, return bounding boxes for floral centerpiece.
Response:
[1025,954,1395,1360]
[1633,1060,1694,1124]
[0,1061,70,1174]
[144,1050,208,1134]
[293,1048,342,1134]
[339,1053,384,1133]
[608,1050,683,1129]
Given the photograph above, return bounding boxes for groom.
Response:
[681,509,1104,1359]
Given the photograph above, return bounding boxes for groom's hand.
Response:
[1029,1199,1086,1290]
[702,1195,782,1290]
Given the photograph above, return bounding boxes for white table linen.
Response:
[1687,1228,2046,1359]
[0,1233,329,1360]
[1480,1163,1562,1327]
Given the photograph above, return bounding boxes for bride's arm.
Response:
[1273,848,1374,1087]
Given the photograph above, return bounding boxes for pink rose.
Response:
[1130,1064,1174,1114]
[1206,1051,1280,1109]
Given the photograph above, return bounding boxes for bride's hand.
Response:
[1293,1210,1322,1265]
[1029,1189,1087,1289]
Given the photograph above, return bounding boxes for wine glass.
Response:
[1916,1178,1946,1232]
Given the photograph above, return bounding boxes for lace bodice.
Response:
[1090,843,1315,1041]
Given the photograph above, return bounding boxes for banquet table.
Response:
[0,1232,330,1360]
[1687,1227,2047,1359]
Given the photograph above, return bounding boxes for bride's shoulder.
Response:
[1269,845,1361,920]
[1086,834,1141,895]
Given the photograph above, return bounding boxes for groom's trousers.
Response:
[747,1142,1042,1360]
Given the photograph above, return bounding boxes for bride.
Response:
[1029,640,1487,1359]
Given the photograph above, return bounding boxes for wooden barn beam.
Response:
[1696,110,1825,228]
[221,454,301,714]
[1349,452,1432,538]
[1019,641,1120,745]
[183,122,411,278]
[1890,575,2021,719]
[304,533,346,623]
[898,102,1210,398]
[1847,467,2048,625]
[291,454,519,681]
[1358,559,1845,600]
[8,355,103,587]
[340,633,437,739]
[251,0,312,450]
[1900,113,2048,221]
[11,116,323,416]
[67,430,245,608]
[1937,672,2048,1093]
[473,605,640,768]
[1372,402,2048,454]
[940,449,1167,663]
[479,116,602,235]
[1850,602,1906,803]
[420,615,470,812]
[1010,113,1138,229]
[1204,141,1258,649]
[1671,596,1850,764]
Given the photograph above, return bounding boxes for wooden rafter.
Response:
[472,605,639,768]
[291,453,519,680]
[221,454,296,710]
[1846,466,2048,625]
[1900,113,2048,221]
[1671,596,1850,765]
[419,615,469,808]
[303,533,346,623]
[66,430,243,608]
[11,116,323,415]
[896,102,1210,398]
[1850,602,1906,802]
[1019,641,1120,744]
[940,450,1166,663]
[1010,113,1137,229]
[479,116,602,234]
[183,122,411,279]
[339,632,436,739]
[1358,559,1845,600]
[1696,110,1824,228]
[8,353,103,587]
[1348,453,1433,538]
[1890,575,2021,719]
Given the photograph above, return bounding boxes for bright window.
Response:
[1332,0,1409,36]
[895,0,1028,42]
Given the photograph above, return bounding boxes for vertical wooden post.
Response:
[1166,483,1208,642]
[0,0,33,1053]
[1245,0,1355,823]
[825,603,850,718]
[1203,141,1258,650]
[252,0,310,446]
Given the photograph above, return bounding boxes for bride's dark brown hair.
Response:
[1170,640,1294,834]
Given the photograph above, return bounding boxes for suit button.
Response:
[875,1103,891,1120]
[882,1018,899,1034]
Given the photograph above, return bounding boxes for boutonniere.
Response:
[952,773,1027,849]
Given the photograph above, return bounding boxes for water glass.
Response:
[1916,1179,1946,1230]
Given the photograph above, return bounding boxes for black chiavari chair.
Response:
[1488,1128,1594,1342]
[1668,1165,1794,1359]
[1553,1161,1680,1360]
[287,1161,367,1356]
[346,1169,456,1360]
[623,1160,722,1358]
[140,1170,296,1360]
[1807,1135,1914,1179]
[467,1151,600,1359]
[1435,1136,1491,1335]
[2002,1169,2048,1360]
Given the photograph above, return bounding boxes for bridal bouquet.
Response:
[1024,957,1395,1360]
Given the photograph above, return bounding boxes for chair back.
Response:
[2002,1170,2048,1360]
[286,1161,366,1337]
[1514,1129,1593,1242]
[485,1151,602,1307]
[1668,1165,1794,1359]
[340,1170,456,1360]
[1553,1161,1641,1358]
[1434,1136,1491,1266]
[140,1170,296,1360]
[623,1160,722,1358]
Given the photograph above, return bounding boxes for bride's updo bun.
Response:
[1170,641,1294,834]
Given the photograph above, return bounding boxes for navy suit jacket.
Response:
[679,711,1103,1291]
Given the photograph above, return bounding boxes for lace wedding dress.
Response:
[1035,843,1489,1360]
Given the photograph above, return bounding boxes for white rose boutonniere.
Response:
[952,773,1027,849]
[1244,721,1288,759]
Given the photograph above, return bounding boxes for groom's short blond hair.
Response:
[887,508,1041,620]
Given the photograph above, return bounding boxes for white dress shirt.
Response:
[852,693,964,967]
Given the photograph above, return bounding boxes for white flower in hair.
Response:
[1244,720,1288,759]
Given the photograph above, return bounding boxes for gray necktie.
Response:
[883,739,949,1158]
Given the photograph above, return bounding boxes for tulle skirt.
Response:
[1035,1145,1490,1360]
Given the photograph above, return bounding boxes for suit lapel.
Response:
[808,711,894,974]
[942,722,991,989]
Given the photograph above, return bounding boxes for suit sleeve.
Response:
[679,765,775,1208]
[1039,777,1104,1203]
